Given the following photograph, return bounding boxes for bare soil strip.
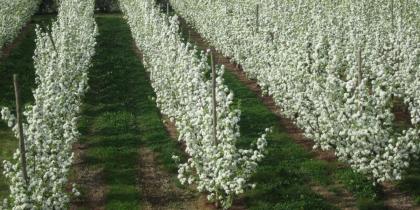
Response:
[138,146,215,210]
[382,182,418,210]
[70,143,106,210]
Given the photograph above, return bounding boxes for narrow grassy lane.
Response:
[72,15,144,209]
[397,162,420,206]
[72,15,194,210]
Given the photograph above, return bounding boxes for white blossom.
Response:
[1,0,97,208]
[119,0,269,208]
[170,0,420,183]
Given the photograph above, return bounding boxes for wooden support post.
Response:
[167,2,170,17]
[210,52,218,145]
[357,48,362,85]
[255,4,260,34]
[13,74,29,186]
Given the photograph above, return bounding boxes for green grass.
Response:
[335,170,379,201]
[398,160,420,206]
[0,15,54,201]
[221,71,337,209]
[77,15,183,209]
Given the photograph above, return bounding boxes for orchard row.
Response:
[170,0,420,183]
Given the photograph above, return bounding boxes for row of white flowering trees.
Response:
[0,0,41,50]
[170,0,420,183]
[119,0,268,208]
[1,0,97,209]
